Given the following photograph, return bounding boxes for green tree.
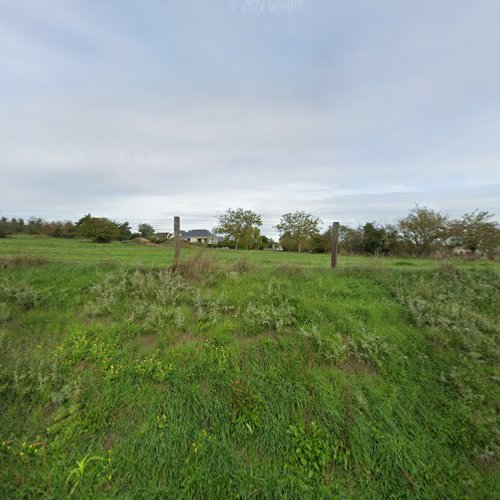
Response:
[362,223,399,255]
[138,223,155,239]
[338,225,364,254]
[77,217,120,243]
[116,221,132,240]
[399,206,448,256]
[275,211,322,253]
[450,211,499,257]
[76,213,92,227]
[213,208,262,250]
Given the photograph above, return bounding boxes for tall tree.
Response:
[398,206,448,255]
[138,223,155,239]
[213,208,262,250]
[450,210,499,257]
[275,211,322,253]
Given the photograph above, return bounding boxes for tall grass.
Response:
[0,238,498,497]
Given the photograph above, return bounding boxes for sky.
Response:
[1,0,499,236]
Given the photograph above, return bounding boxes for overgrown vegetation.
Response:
[0,237,498,497]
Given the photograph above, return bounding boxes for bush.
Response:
[176,254,218,281]
[77,217,120,243]
[231,256,254,273]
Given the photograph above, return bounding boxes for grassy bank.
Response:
[0,237,498,498]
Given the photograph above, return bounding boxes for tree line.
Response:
[1,206,499,258]
[212,206,499,258]
[0,215,132,242]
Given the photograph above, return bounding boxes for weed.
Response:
[231,256,254,273]
[134,352,175,382]
[65,453,105,495]
[193,290,235,329]
[176,254,218,281]
[241,279,296,334]
[299,325,346,362]
[287,422,333,479]
[0,280,41,309]
[348,328,388,367]
[231,379,264,434]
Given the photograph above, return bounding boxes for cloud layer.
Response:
[1,0,499,235]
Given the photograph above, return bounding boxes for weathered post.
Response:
[174,216,181,267]
[331,221,339,268]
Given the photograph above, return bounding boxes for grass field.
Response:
[1,235,499,498]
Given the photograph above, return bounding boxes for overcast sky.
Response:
[1,0,499,236]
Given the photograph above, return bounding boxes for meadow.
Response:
[1,235,499,498]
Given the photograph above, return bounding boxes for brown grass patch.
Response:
[171,331,204,347]
[338,358,376,375]
[274,263,305,276]
[136,334,158,351]
[0,255,50,268]
[74,361,90,373]
[231,256,255,273]
[175,253,218,280]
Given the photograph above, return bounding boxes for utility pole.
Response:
[331,221,339,268]
[174,216,181,267]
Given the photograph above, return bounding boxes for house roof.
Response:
[183,229,214,238]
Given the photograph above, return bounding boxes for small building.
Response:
[182,229,219,245]
[157,229,220,245]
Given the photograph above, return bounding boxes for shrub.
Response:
[176,254,218,281]
[0,281,41,309]
[231,256,254,273]
[299,325,346,362]
[77,217,120,243]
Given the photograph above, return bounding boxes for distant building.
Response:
[182,229,220,245]
[157,229,220,245]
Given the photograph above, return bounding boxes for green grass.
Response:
[1,236,499,498]
[2,234,494,269]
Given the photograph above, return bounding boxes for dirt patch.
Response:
[171,331,205,347]
[476,454,500,472]
[137,334,158,351]
[130,237,158,246]
[44,401,57,417]
[74,361,90,373]
[104,433,115,451]
[338,358,376,375]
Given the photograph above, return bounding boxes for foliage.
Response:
[77,217,121,243]
[276,211,322,253]
[450,210,500,258]
[65,453,105,495]
[398,206,448,255]
[213,208,262,250]
[137,223,155,239]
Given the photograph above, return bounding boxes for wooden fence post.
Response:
[174,216,181,267]
[331,221,339,268]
